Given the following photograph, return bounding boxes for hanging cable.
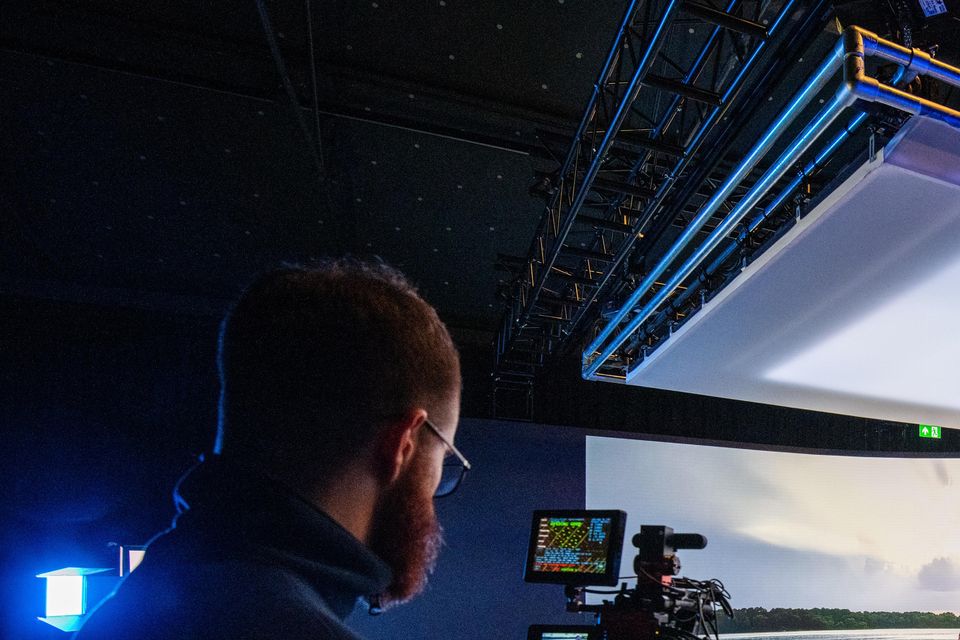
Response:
[254,0,325,178]
[305,0,326,177]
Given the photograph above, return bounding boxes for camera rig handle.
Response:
[633,525,707,580]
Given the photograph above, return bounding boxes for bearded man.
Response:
[74,259,467,640]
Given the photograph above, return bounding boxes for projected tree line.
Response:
[718,608,960,633]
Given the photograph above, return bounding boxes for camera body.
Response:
[524,511,731,640]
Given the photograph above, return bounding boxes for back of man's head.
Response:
[216,259,461,480]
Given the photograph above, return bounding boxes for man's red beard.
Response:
[367,454,443,607]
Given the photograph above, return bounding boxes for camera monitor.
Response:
[524,509,626,586]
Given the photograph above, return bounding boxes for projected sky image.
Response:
[586,437,960,613]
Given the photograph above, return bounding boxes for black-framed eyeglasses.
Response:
[423,418,471,498]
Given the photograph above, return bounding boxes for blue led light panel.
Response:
[45,575,86,617]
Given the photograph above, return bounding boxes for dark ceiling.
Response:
[4,1,960,331]
[2,0,638,331]
[3,0,960,407]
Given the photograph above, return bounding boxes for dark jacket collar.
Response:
[168,457,393,620]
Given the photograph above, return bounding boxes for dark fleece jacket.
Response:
[73,458,391,640]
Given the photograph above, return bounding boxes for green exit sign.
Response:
[919,424,942,439]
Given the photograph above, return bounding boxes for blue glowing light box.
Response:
[119,545,147,576]
[36,567,114,632]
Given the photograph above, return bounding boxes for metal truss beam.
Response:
[495,0,684,379]
[583,26,960,379]
[495,0,809,385]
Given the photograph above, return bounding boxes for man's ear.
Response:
[373,409,426,486]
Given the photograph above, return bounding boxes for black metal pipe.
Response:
[591,176,658,198]
[612,133,687,157]
[553,269,609,286]
[254,0,323,176]
[682,1,768,38]
[562,246,617,262]
[645,73,724,106]
[574,215,634,233]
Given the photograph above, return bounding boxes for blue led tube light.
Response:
[642,66,905,335]
[748,110,868,232]
[742,65,903,237]
[567,0,803,334]
[647,108,868,332]
[583,26,960,379]
[616,90,853,381]
[519,0,682,329]
[583,40,845,375]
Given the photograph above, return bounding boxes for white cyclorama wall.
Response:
[625,118,960,429]
[586,435,960,612]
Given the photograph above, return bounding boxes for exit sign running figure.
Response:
[919,424,942,439]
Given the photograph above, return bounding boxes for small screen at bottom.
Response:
[527,624,600,640]
[524,509,626,586]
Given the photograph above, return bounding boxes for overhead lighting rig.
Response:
[582,25,960,381]
[493,0,834,416]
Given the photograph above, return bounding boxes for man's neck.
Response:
[276,465,379,544]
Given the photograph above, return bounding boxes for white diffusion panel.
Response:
[625,118,960,428]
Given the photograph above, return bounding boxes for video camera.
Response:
[524,510,732,640]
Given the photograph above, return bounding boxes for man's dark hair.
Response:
[215,258,460,477]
